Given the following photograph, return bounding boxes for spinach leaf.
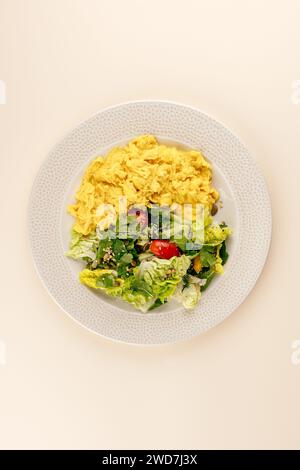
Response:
[219,241,229,265]
[131,279,153,297]
[199,246,216,268]
[119,253,133,265]
[117,253,133,277]
[117,264,130,278]
[148,298,164,311]
[200,271,215,292]
[96,273,115,288]
[111,239,127,261]
[125,239,135,250]
[96,239,112,260]
[182,274,190,288]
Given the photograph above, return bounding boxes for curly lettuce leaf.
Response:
[137,255,191,302]
[79,268,120,289]
[66,229,99,261]
[174,283,201,309]
[204,224,232,246]
[79,268,155,312]
[169,206,231,252]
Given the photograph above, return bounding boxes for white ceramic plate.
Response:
[28,101,271,344]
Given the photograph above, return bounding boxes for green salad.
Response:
[67,206,231,312]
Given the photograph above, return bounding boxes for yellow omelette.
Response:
[68,135,219,235]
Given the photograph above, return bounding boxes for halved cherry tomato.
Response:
[149,240,180,259]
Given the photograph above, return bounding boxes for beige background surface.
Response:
[0,0,300,450]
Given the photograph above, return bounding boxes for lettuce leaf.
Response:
[169,207,231,252]
[137,255,191,302]
[79,268,120,289]
[66,229,99,261]
[79,255,191,311]
[79,268,155,312]
[174,283,201,309]
[204,224,232,246]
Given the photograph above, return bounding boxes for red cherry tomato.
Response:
[149,240,180,259]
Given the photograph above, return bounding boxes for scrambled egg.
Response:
[68,135,219,235]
